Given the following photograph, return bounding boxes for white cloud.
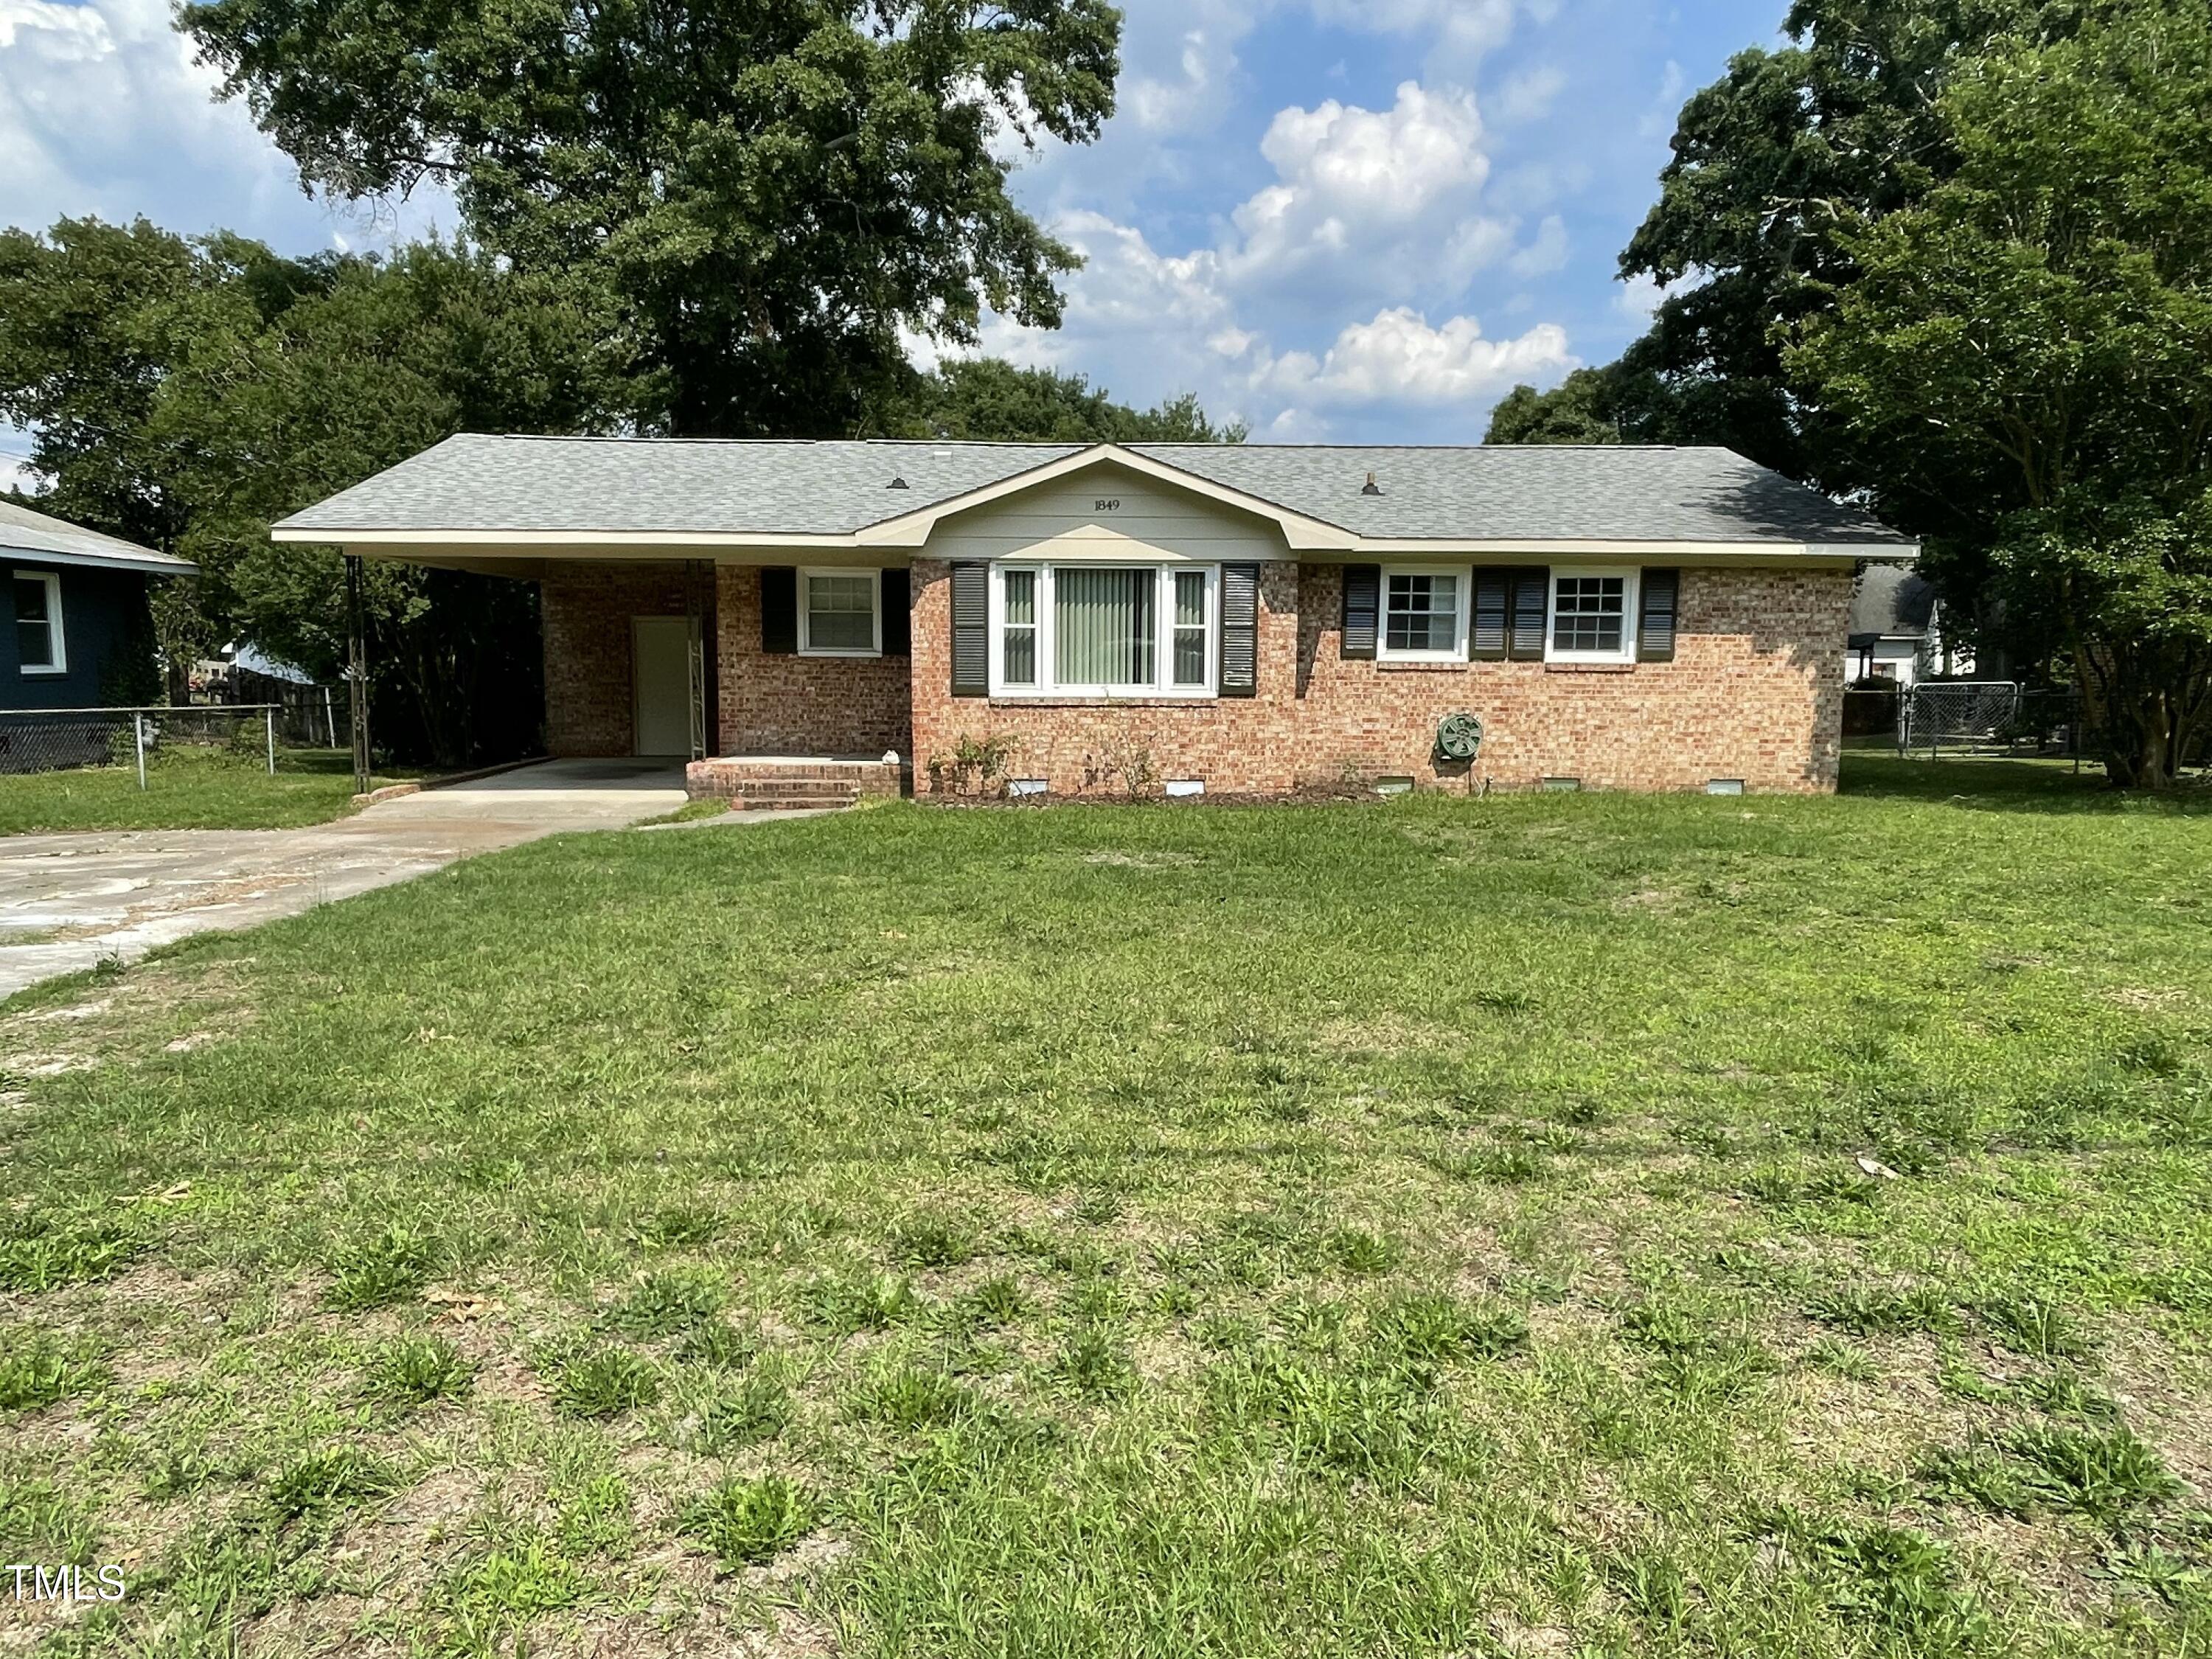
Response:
[1613,269,1696,321]
[0,0,445,247]
[1220,81,1514,302]
[1506,212,1568,278]
[1261,306,1571,407]
[1492,63,1566,125]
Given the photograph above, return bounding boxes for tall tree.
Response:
[178,0,1122,438]
[0,220,637,765]
[883,359,1245,443]
[1483,369,1624,445]
[1787,0,2212,785]
[1615,0,2083,491]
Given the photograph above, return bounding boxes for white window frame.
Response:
[13,568,66,675]
[1545,566,1639,665]
[989,561,1220,698]
[798,566,883,658]
[1377,564,1470,664]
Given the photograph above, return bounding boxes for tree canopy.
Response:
[885,358,1246,444]
[178,0,1124,437]
[0,218,638,763]
[1787,0,2212,783]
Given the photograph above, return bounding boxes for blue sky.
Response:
[0,0,1792,479]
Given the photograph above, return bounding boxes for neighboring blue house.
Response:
[2,499,195,708]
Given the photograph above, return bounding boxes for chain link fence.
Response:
[1844,682,2090,767]
[0,689,352,783]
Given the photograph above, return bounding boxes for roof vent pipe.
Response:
[1362,472,1382,495]
[888,476,909,489]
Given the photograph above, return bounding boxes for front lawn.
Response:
[3,763,2208,1656]
[0,748,422,835]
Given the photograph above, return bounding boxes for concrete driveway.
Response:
[0,759,687,1001]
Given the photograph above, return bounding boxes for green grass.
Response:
[0,745,421,833]
[1,753,2208,1655]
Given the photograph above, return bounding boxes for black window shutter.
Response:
[1340,564,1380,659]
[1472,568,1510,660]
[760,566,797,654]
[1509,568,1549,661]
[1220,563,1260,697]
[1638,568,1679,662]
[880,567,911,656]
[950,561,988,696]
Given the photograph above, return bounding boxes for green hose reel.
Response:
[1436,712,1484,762]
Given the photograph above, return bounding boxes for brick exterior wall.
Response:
[714,566,911,757]
[540,563,707,757]
[907,560,1850,795]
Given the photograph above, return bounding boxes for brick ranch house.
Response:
[274,437,1916,801]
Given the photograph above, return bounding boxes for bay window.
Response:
[990,563,1217,696]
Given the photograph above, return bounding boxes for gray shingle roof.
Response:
[0,498,195,574]
[276,434,1911,546]
[1848,564,1937,638]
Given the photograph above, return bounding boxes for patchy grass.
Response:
[1,757,2209,1654]
[0,745,421,834]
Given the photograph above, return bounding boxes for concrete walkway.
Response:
[0,759,689,1000]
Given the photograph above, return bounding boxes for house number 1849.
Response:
[1093,498,1121,511]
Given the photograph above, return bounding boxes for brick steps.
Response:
[686,755,908,813]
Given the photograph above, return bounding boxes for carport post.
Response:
[134,713,147,791]
[347,555,371,796]
[265,706,276,775]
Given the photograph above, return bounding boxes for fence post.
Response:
[265,706,276,775]
[134,712,147,791]
[324,686,337,749]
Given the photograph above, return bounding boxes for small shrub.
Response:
[693,1375,790,1453]
[266,1447,400,1518]
[548,1346,661,1419]
[685,1475,815,1567]
[324,1225,439,1312]
[603,1269,725,1338]
[0,1333,108,1411]
[366,1335,473,1405]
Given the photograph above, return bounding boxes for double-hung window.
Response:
[799,568,881,656]
[1378,568,1467,661]
[991,563,1217,696]
[1546,568,1636,664]
[13,570,64,675]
